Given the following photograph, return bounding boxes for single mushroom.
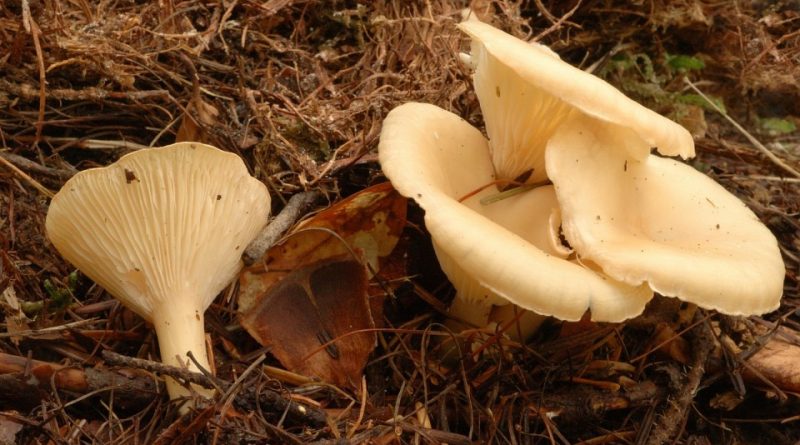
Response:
[545,114,785,314]
[46,142,270,405]
[458,18,695,187]
[379,102,653,336]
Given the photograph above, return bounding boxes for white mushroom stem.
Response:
[489,304,545,341]
[447,296,493,330]
[152,304,215,400]
[446,297,545,343]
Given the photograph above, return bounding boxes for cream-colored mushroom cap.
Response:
[379,102,652,323]
[546,115,785,315]
[458,20,695,183]
[46,142,271,402]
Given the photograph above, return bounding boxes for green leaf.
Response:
[666,53,705,71]
[759,117,797,135]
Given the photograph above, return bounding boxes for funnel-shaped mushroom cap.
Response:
[379,102,652,322]
[46,142,270,401]
[546,115,785,315]
[46,142,270,318]
[458,20,695,183]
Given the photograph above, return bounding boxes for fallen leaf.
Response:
[175,94,220,144]
[238,182,407,388]
[742,329,800,394]
[1,286,30,346]
[239,182,406,315]
[241,257,373,388]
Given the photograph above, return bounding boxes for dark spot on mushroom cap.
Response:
[124,169,137,184]
[216,194,222,200]
[495,85,501,97]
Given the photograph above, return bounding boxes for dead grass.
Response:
[0,0,798,443]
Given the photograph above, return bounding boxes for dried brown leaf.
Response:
[238,183,407,387]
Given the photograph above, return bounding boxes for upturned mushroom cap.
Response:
[546,115,785,315]
[46,142,270,401]
[379,102,652,323]
[458,20,695,183]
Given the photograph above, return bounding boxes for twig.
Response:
[101,350,327,427]
[0,80,170,102]
[23,0,46,157]
[243,190,321,265]
[533,0,582,42]
[684,78,800,179]
[0,154,55,197]
[644,314,715,445]
[0,352,158,410]
[0,152,76,180]
[11,136,151,151]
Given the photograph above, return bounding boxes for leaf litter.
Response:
[0,0,798,443]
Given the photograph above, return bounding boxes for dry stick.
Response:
[644,315,715,445]
[12,136,152,151]
[101,350,327,427]
[684,78,800,179]
[23,0,46,162]
[0,152,76,180]
[243,190,321,265]
[0,155,54,197]
[0,80,170,102]
[533,0,582,42]
[0,352,157,409]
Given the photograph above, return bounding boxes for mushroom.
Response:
[457,18,695,185]
[457,17,784,314]
[545,114,785,314]
[46,142,270,405]
[377,18,784,337]
[379,102,653,335]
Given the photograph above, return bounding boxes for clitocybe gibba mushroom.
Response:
[378,17,784,335]
[46,142,270,406]
[545,115,785,315]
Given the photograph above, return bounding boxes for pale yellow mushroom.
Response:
[458,19,694,184]
[46,142,270,407]
[546,115,784,315]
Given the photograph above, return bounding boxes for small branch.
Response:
[0,152,76,180]
[0,352,158,410]
[101,350,327,427]
[0,79,170,102]
[0,154,55,197]
[644,314,715,445]
[243,190,320,265]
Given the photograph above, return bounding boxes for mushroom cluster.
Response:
[378,18,785,334]
[46,142,270,405]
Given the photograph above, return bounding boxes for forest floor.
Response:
[1,0,799,444]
